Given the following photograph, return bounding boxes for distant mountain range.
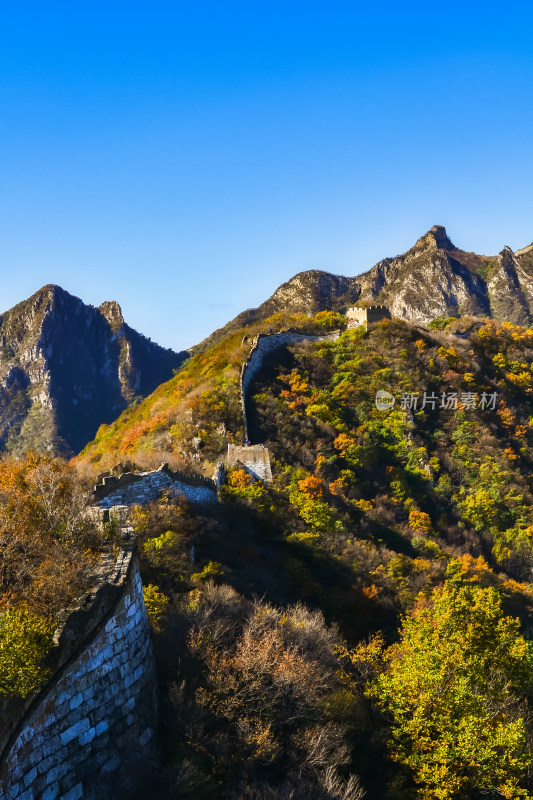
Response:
[4,226,533,456]
[0,285,187,455]
[194,225,533,351]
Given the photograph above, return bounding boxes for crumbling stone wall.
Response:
[240,330,339,442]
[345,305,390,328]
[227,443,273,482]
[94,463,218,508]
[0,552,157,800]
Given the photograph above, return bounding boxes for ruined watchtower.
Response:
[346,305,391,328]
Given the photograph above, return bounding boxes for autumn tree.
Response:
[0,608,54,698]
[221,468,268,509]
[0,454,100,614]
[369,582,533,799]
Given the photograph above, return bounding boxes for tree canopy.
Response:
[369,582,533,799]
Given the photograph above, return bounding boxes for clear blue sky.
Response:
[1,2,533,350]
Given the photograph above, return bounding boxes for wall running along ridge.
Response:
[240,330,340,441]
[91,332,340,498]
[0,550,157,800]
[235,330,340,481]
[93,462,218,508]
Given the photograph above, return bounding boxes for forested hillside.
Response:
[78,310,343,472]
[75,313,533,797]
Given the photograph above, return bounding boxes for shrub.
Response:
[221,469,268,509]
[429,317,456,331]
[0,608,54,698]
[191,561,224,584]
[143,530,186,573]
[143,584,169,629]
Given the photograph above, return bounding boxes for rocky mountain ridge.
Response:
[4,225,533,456]
[0,285,187,455]
[194,225,533,351]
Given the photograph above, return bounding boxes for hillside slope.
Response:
[77,311,344,471]
[83,314,533,798]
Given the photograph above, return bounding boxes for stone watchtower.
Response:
[346,304,391,328]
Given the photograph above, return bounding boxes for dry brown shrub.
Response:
[178,584,365,796]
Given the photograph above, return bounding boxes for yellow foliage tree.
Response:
[369,583,533,799]
[0,608,54,698]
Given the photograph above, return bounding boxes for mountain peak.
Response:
[0,289,186,456]
[99,300,124,332]
[414,225,455,253]
[36,283,70,301]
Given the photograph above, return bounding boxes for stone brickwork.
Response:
[227,443,273,482]
[86,504,132,530]
[240,330,340,440]
[94,463,218,508]
[346,305,391,328]
[0,553,157,800]
[236,330,339,480]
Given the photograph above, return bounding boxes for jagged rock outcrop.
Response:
[194,225,533,351]
[0,285,187,455]
[98,300,125,333]
[487,247,532,325]
[355,226,491,322]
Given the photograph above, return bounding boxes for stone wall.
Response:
[346,305,390,328]
[239,330,339,442]
[238,329,339,460]
[94,463,218,508]
[227,443,273,482]
[0,551,157,800]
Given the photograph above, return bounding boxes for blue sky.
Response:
[1,2,533,349]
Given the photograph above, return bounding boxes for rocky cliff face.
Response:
[0,285,187,455]
[195,226,533,351]
[359,227,533,324]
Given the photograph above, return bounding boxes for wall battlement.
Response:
[346,305,391,327]
[0,548,157,800]
[93,462,218,507]
[227,443,273,482]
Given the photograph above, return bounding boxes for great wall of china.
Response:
[0,546,157,800]
[0,327,350,799]
[232,329,340,481]
[90,329,341,500]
